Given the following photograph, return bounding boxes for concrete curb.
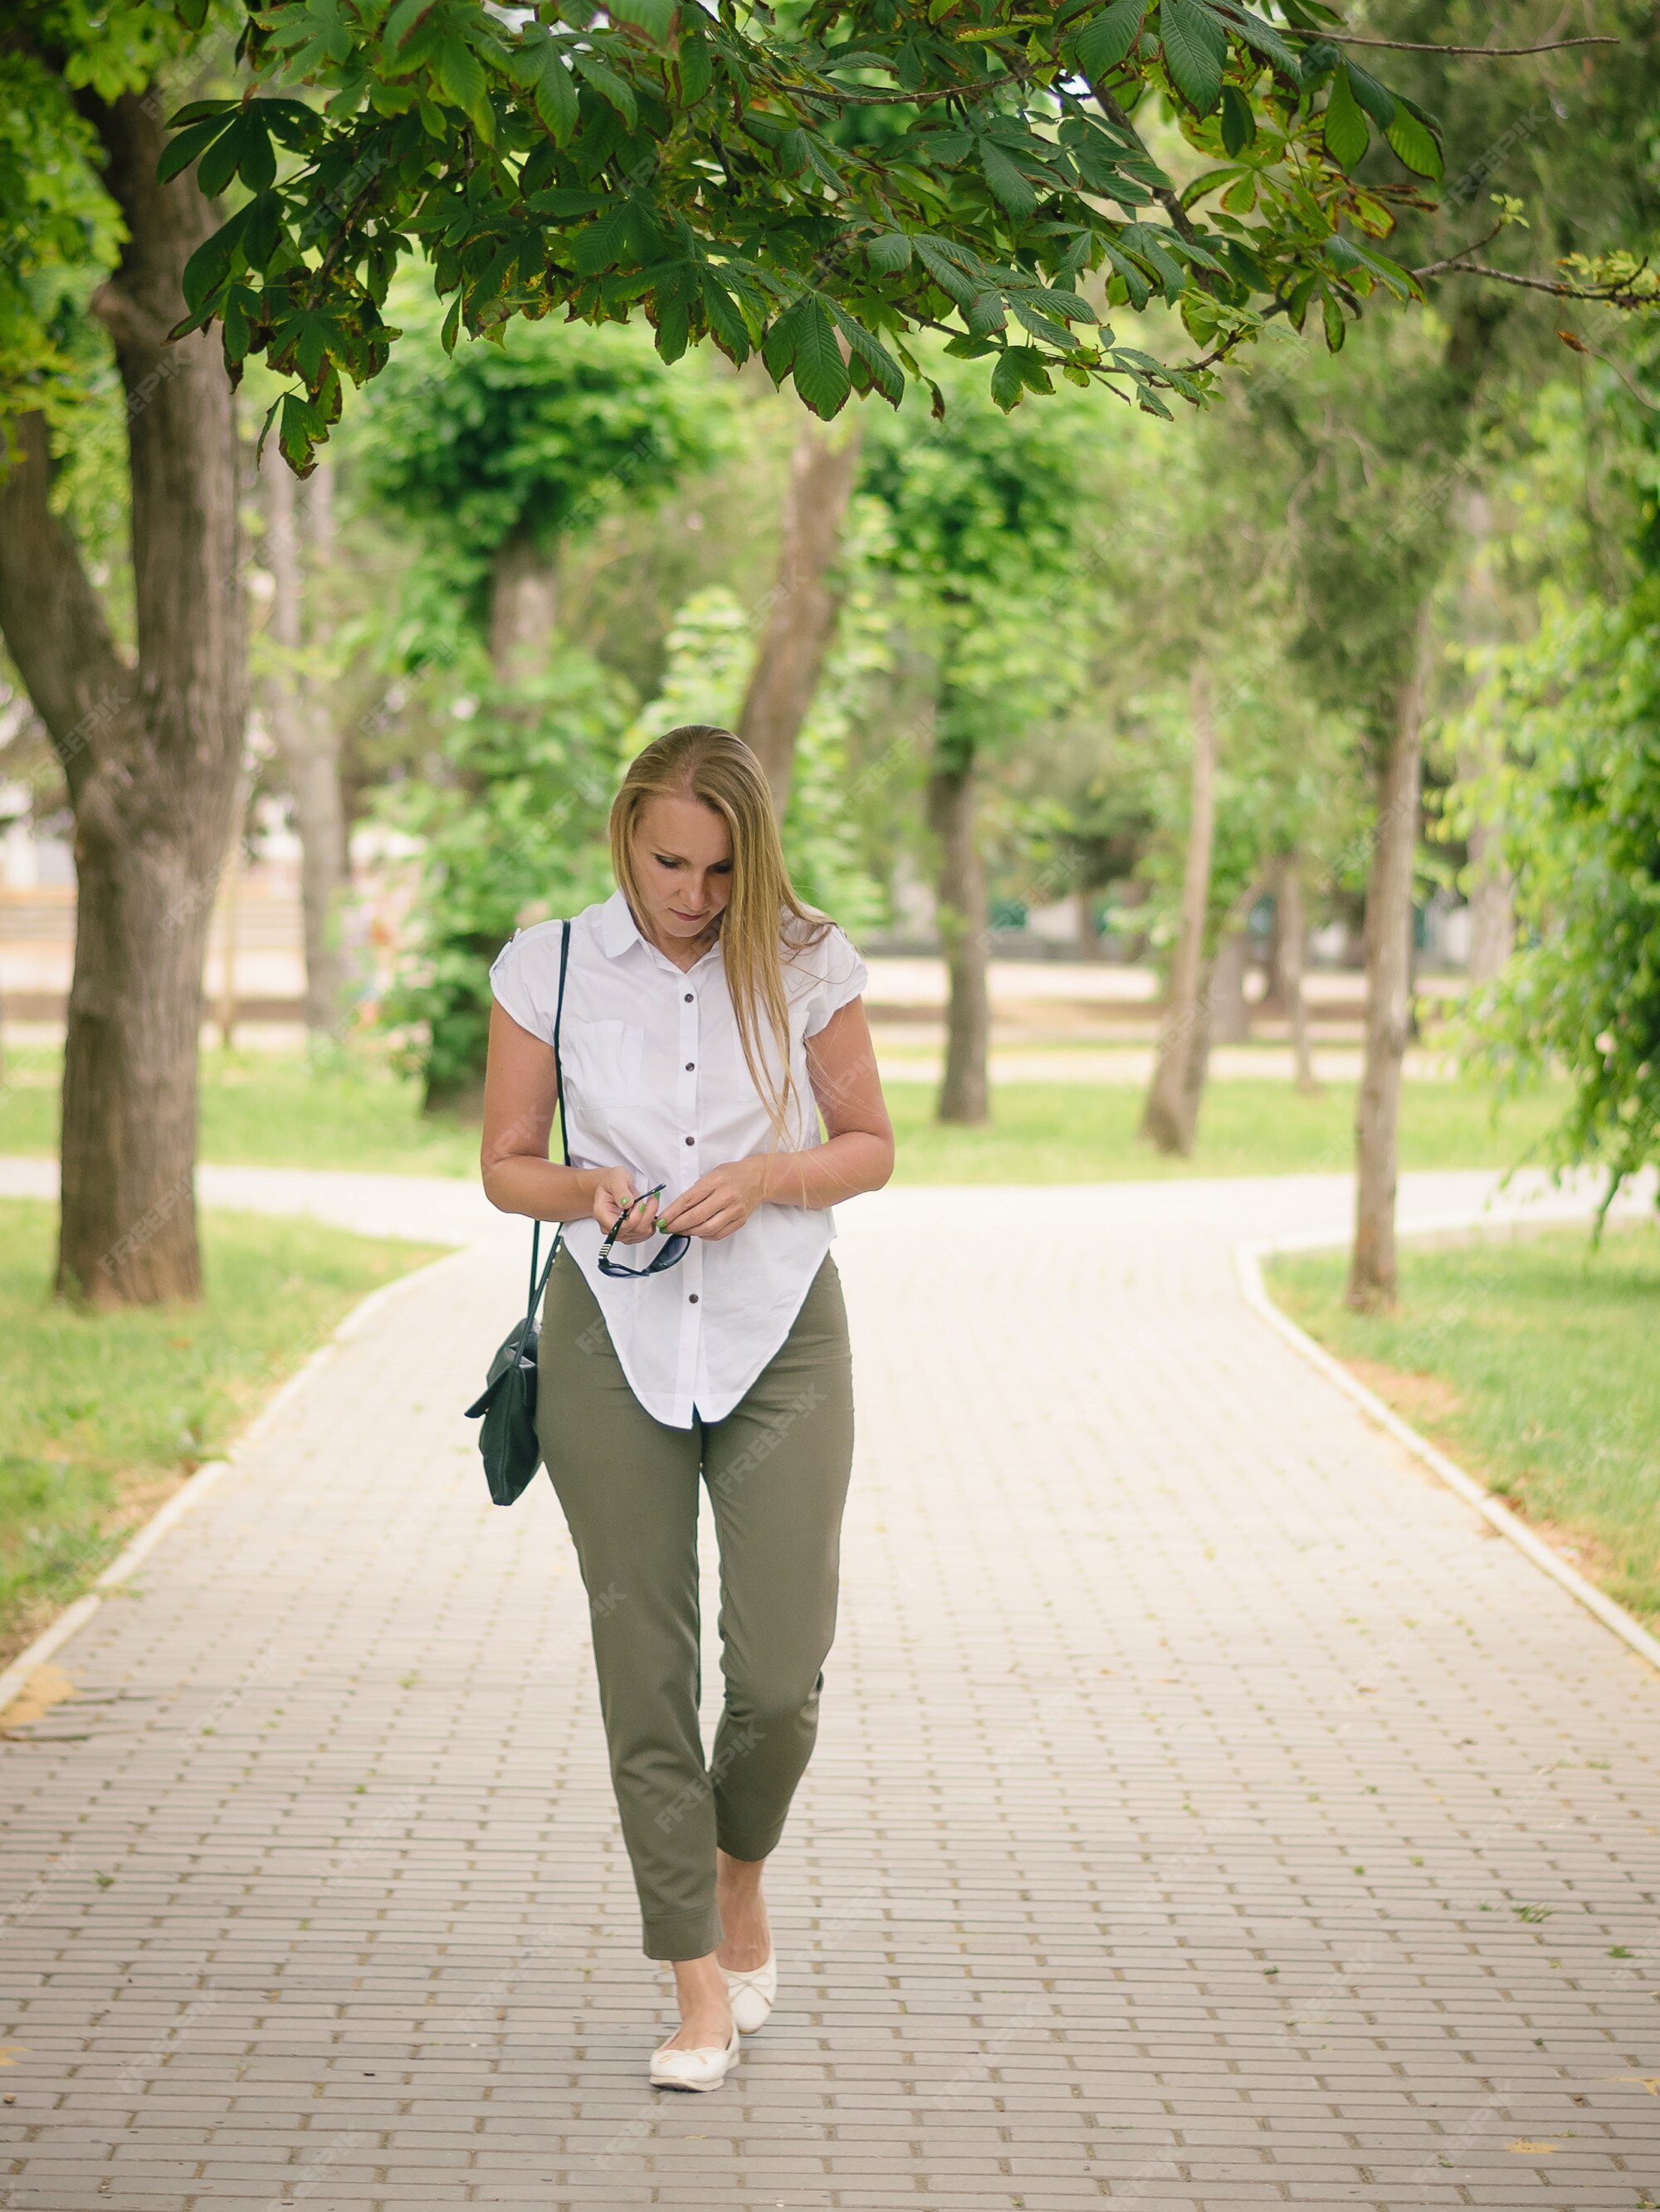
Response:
[0,1243,471,1721]
[1236,1223,1660,1679]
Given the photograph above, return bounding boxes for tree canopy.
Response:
[134,0,1462,469]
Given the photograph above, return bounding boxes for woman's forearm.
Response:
[483,1157,602,1221]
[755,1131,894,1210]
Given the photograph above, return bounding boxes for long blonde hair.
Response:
[610,725,829,1138]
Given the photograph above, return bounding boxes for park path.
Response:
[1,1164,1658,2212]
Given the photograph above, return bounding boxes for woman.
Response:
[481,724,894,2091]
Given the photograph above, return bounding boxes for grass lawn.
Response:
[0,1199,447,1673]
[0,1043,1571,1184]
[1267,1221,1660,1626]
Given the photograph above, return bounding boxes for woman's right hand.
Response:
[590,1166,657,1244]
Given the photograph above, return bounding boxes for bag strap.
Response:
[522,919,573,1329]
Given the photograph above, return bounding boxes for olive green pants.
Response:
[537,1248,855,1961]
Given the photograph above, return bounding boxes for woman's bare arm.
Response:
[480,1002,654,1239]
[657,998,894,1238]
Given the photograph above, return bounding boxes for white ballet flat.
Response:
[649,2024,741,2092]
[722,1946,777,2034]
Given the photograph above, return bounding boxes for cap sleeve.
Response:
[800,925,870,1041]
[489,923,564,1046]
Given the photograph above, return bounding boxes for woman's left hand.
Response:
[657,1158,769,1242]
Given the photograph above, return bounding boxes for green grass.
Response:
[0,1199,447,1671]
[0,1043,1572,1184]
[1267,1221,1660,1625]
[886,1078,1570,1183]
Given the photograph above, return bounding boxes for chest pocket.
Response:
[564,1019,646,1106]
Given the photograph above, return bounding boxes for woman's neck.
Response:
[634,909,720,974]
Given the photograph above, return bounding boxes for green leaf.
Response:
[574,201,632,275]
[675,31,713,106]
[385,0,440,51]
[788,299,852,417]
[520,39,578,140]
[1218,83,1255,156]
[1224,9,1301,79]
[989,348,1027,409]
[827,304,906,404]
[965,290,1007,337]
[912,235,980,309]
[1321,291,1345,350]
[866,232,913,273]
[198,113,251,200]
[180,203,252,314]
[989,345,1052,410]
[278,391,325,477]
[157,115,233,185]
[1345,61,1395,128]
[242,191,285,271]
[574,52,637,129]
[1385,105,1443,180]
[612,0,674,37]
[701,271,753,362]
[433,34,487,116]
[1011,298,1074,347]
[1160,0,1226,114]
[237,112,277,193]
[1323,66,1370,170]
[1097,237,1150,309]
[979,139,1037,218]
[525,188,609,216]
[1073,0,1145,77]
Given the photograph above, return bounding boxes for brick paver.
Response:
[2,1167,1658,2212]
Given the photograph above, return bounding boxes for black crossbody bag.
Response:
[464,920,571,1506]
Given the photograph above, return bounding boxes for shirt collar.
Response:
[598,887,725,972]
[598,888,644,960]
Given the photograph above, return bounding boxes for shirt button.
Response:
[688,1293,699,1304]
[683,992,693,1003]
[685,1135,695,1146]
[685,1061,695,1072]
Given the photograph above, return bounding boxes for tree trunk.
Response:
[1348,601,1433,1313]
[1273,851,1319,1094]
[0,90,245,1306]
[1074,886,1101,961]
[1464,821,1514,984]
[1455,484,1513,987]
[926,741,989,1125]
[216,814,242,1051]
[262,457,348,1038]
[489,530,559,692]
[737,416,859,816]
[1142,662,1218,1156]
[1208,913,1252,1044]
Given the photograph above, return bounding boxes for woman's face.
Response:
[630,792,734,946]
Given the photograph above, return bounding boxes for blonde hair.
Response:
[610,725,829,1138]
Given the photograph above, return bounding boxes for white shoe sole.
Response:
[649,2024,741,2092]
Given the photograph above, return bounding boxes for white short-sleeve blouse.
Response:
[490,889,869,1428]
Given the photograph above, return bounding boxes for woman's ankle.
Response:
[669,1952,733,2040]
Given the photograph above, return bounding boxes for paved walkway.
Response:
[2,1167,1658,2211]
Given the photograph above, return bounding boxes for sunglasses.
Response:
[597,1186,691,1279]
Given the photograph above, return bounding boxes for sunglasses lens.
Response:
[598,1228,691,1278]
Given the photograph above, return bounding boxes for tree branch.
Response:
[0,413,134,804]
[1086,79,1201,247]
[1303,32,1618,56]
[1412,219,1506,281]
[1421,257,1658,308]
